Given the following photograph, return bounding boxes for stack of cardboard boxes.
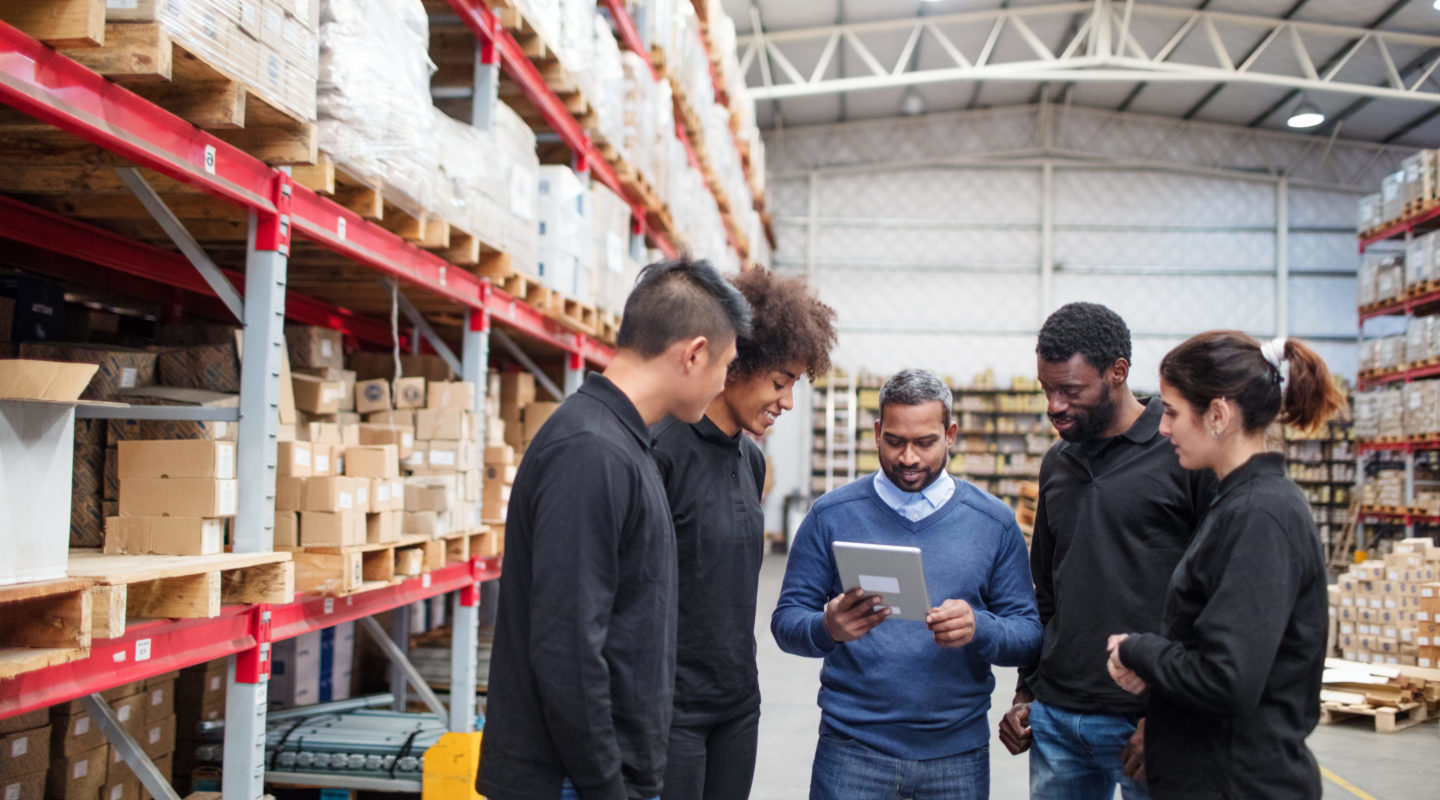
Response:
[0,709,49,800]
[1333,538,1440,668]
[106,441,237,556]
[34,673,177,800]
[172,660,227,794]
[270,622,355,709]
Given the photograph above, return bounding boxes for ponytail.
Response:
[1279,339,1346,432]
[1159,331,1344,434]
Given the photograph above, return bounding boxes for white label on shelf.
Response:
[73,761,87,780]
[337,217,347,239]
[210,676,221,691]
[148,727,161,745]
[423,574,432,589]
[75,718,89,736]
[111,784,124,800]
[7,782,21,800]
[351,558,362,586]
[118,705,130,723]
[119,367,138,389]
[152,689,164,706]
[324,597,334,614]
[135,638,152,662]
[338,491,353,510]
[439,266,448,287]
[607,232,624,273]
[10,738,25,758]
[203,145,216,175]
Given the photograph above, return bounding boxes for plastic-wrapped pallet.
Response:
[1407,317,1431,365]
[318,0,437,216]
[1404,381,1438,436]
[1378,389,1406,438]
[1382,171,1406,224]
[590,14,627,155]
[621,51,656,175]
[1359,339,1381,373]
[106,0,319,122]
[557,0,596,96]
[514,0,562,56]
[1358,193,1382,233]
[1375,257,1404,303]
[1402,150,1437,209]
[1358,255,1380,306]
[536,166,595,301]
[591,183,640,314]
[1353,392,1380,440]
[1377,335,1407,371]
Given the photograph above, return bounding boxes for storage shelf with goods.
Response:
[1283,392,1356,555]
[0,0,759,791]
[808,369,1057,511]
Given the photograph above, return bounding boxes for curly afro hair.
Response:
[1037,302,1131,372]
[727,268,837,381]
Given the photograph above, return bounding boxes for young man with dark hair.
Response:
[479,259,753,800]
[652,268,837,800]
[1000,302,1214,800]
[773,368,1041,800]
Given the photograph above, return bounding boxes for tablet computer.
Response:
[832,541,931,622]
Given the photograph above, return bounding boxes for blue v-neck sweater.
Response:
[772,474,1042,760]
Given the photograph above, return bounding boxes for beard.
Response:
[1051,389,1116,443]
[880,459,945,493]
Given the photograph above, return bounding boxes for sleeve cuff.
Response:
[809,613,839,655]
[1119,633,1165,683]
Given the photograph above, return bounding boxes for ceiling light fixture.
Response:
[1286,97,1325,129]
[900,88,926,116]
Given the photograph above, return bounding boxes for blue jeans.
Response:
[810,729,989,800]
[1029,700,1150,800]
[561,779,657,800]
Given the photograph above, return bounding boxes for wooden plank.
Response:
[21,192,248,222]
[90,584,127,639]
[0,579,91,649]
[445,535,469,564]
[61,23,172,81]
[0,578,90,604]
[395,547,425,578]
[0,0,105,48]
[292,153,338,196]
[442,230,482,267]
[421,540,445,572]
[66,549,292,584]
[125,571,221,619]
[362,549,396,584]
[214,121,318,167]
[132,80,247,130]
[220,561,295,605]
[284,548,364,596]
[0,645,89,680]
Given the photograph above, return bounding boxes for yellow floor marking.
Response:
[1321,764,1381,800]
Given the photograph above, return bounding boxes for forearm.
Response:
[971,609,1043,666]
[771,604,837,658]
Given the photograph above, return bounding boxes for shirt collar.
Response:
[874,469,954,509]
[1060,395,1164,458]
[578,373,651,449]
[1215,451,1286,501]
[694,414,741,448]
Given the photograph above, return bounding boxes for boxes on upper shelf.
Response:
[118,479,238,518]
[286,325,343,372]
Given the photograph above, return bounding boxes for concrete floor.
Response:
[750,552,1440,800]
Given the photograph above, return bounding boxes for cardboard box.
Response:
[425,441,460,472]
[366,410,415,428]
[276,441,312,477]
[483,445,515,465]
[285,325,341,371]
[299,511,365,547]
[405,479,453,512]
[0,725,50,780]
[310,443,334,477]
[295,421,342,446]
[344,445,398,479]
[109,387,238,443]
[358,424,413,460]
[17,343,156,401]
[136,717,174,761]
[102,747,138,800]
[499,373,535,412]
[393,378,426,409]
[486,463,519,486]
[274,509,300,547]
[367,510,401,544]
[370,478,401,512]
[354,379,391,414]
[118,479,237,518]
[45,744,106,800]
[401,442,427,471]
[154,342,240,394]
[426,381,475,411]
[292,374,342,415]
[117,441,235,480]
[142,682,174,725]
[275,477,304,512]
[175,662,226,723]
[403,511,442,537]
[103,517,224,556]
[417,409,470,441]
[524,402,562,442]
[0,711,47,738]
[0,360,98,401]
[270,631,320,708]
[2,771,45,800]
[302,477,368,513]
[109,694,145,738]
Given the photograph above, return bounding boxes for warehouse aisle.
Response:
[750,552,1439,800]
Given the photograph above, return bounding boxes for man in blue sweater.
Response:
[773,368,1043,799]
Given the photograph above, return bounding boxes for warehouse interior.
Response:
[0,0,1439,799]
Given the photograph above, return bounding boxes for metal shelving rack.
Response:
[0,2,727,793]
[1352,206,1440,559]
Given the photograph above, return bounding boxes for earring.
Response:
[1210,428,1220,440]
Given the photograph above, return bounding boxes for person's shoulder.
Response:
[525,424,633,469]
[810,476,877,513]
[955,480,1019,529]
[649,415,686,443]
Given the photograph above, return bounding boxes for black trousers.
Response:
[661,706,762,800]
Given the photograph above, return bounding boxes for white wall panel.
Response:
[1056,230,1274,272]
[1052,274,1276,335]
[1306,342,1359,389]
[1289,233,1363,273]
[814,223,1040,270]
[817,269,1040,332]
[1054,169,1276,227]
[830,332,1041,387]
[817,168,1040,222]
[1289,276,1358,339]
[1289,187,1361,228]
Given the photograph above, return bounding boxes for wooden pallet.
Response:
[0,0,106,48]
[597,310,621,345]
[1404,198,1440,220]
[495,271,554,313]
[1408,280,1440,299]
[1320,700,1430,733]
[54,22,316,165]
[66,550,294,637]
[547,296,599,336]
[283,531,477,597]
[0,577,93,680]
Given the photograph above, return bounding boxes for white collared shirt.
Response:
[873,469,956,523]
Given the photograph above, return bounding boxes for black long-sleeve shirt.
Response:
[1022,397,1214,714]
[1121,453,1327,800]
[479,374,677,800]
[651,415,767,726]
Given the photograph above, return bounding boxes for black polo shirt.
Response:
[652,415,767,726]
[1121,453,1326,800]
[479,373,677,800]
[1021,396,1215,714]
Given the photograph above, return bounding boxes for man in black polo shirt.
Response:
[999,303,1213,800]
[479,259,753,800]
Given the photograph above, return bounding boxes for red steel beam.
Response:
[1360,204,1440,253]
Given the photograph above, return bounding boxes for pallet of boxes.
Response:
[277,326,485,596]
[482,371,562,555]
[1326,537,1440,733]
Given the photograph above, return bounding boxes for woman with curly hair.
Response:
[651,266,837,800]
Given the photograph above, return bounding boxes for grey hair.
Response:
[879,369,953,427]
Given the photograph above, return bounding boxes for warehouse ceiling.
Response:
[725,0,1440,147]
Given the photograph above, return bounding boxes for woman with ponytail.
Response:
[1103,332,1344,800]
